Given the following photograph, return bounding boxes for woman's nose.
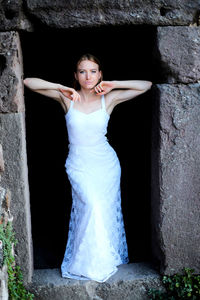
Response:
[86,72,91,80]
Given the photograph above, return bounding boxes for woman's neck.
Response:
[79,88,97,102]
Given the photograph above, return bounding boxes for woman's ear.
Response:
[99,70,103,81]
[74,72,78,81]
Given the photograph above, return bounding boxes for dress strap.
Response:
[101,95,106,110]
[69,100,74,111]
[66,100,74,115]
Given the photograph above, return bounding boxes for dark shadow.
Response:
[0,54,6,77]
[20,24,158,269]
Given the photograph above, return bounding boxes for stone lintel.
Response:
[0,1,199,31]
[17,1,200,30]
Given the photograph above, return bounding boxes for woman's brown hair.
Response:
[73,53,103,90]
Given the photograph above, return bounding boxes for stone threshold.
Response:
[25,262,163,300]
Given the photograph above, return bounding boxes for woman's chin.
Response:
[82,84,96,90]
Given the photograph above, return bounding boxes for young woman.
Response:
[24,53,152,282]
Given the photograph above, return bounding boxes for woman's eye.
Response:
[79,70,96,74]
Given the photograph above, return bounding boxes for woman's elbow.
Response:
[23,78,36,90]
[23,78,31,86]
[147,81,152,90]
[143,81,152,92]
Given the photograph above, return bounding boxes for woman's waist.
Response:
[68,135,110,147]
[66,141,120,170]
[67,139,119,159]
[68,140,110,150]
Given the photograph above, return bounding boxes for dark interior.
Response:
[20,24,159,269]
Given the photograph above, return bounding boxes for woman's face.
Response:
[75,60,102,90]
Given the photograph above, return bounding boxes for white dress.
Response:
[61,95,129,282]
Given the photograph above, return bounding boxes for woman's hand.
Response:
[93,81,115,95]
[58,86,81,102]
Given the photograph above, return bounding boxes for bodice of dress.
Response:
[65,95,110,147]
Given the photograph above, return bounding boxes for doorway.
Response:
[20,24,157,269]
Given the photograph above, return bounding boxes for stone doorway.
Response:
[1,1,200,299]
[20,24,156,269]
[0,2,200,297]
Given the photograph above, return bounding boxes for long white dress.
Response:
[61,95,129,282]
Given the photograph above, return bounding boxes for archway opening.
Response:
[20,24,157,269]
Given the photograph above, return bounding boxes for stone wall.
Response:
[0,31,33,286]
[0,147,9,300]
[0,1,200,298]
[151,26,200,275]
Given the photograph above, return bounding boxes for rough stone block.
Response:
[0,187,6,221]
[0,145,4,173]
[156,26,200,83]
[25,0,200,28]
[0,265,8,300]
[0,1,33,32]
[26,263,164,300]
[0,1,200,30]
[151,83,200,275]
[0,112,33,283]
[0,31,25,113]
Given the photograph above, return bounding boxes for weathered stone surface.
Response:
[0,31,25,113]
[151,83,200,275]
[0,0,200,30]
[0,187,6,205]
[0,112,33,283]
[0,265,8,300]
[156,26,200,83]
[0,186,8,213]
[0,0,198,32]
[0,145,4,173]
[23,0,200,29]
[0,187,6,222]
[0,0,33,31]
[26,263,164,300]
[0,187,6,270]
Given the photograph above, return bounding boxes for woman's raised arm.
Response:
[23,78,81,111]
[23,77,64,103]
[94,80,152,105]
[23,77,61,91]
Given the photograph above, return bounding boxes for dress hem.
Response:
[61,266,118,283]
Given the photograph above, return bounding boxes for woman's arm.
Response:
[111,80,152,104]
[94,80,152,104]
[23,78,81,112]
[23,77,60,91]
[110,80,152,91]
[93,79,152,115]
[23,77,64,103]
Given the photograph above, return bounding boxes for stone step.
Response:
[25,262,163,300]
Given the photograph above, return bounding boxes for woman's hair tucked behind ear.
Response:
[73,53,103,90]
